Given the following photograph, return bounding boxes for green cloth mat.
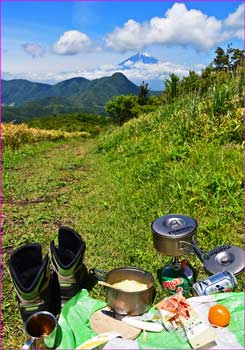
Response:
[44,289,244,349]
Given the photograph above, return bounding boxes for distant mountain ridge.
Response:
[3,76,91,106]
[2,72,161,122]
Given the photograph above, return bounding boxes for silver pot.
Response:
[151,214,198,256]
[93,267,155,315]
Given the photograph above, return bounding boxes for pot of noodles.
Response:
[92,267,155,315]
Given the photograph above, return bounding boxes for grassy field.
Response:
[2,78,243,348]
[26,112,113,136]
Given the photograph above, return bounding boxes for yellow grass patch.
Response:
[2,123,90,149]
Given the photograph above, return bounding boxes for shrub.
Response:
[105,95,139,125]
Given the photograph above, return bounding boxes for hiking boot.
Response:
[8,243,61,323]
[50,227,87,305]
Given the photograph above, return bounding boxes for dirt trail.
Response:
[4,140,87,204]
[3,139,91,349]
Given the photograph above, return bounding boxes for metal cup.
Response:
[22,311,57,350]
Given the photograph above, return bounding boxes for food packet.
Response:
[155,292,216,348]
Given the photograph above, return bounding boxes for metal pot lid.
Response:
[203,245,244,275]
[151,214,197,238]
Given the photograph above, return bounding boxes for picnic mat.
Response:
[44,289,244,349]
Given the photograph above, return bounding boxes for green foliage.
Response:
[161,46,244,103]
[105,94,139,125]
[26,112,113,135]
[163,73,180,100]
[138,81,150,105]
[181,70,201,94]
[2,97,92,122]
[212,83,231,115]
[213,47,230,70]
[213,45,244,72]
[100,72,243,150]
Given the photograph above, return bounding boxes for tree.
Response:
[200,65,215,92]
[213,47,229,71]
[213,45,244,73]
[181,70,201,94]
[229,48,244,73]
[138,81,150,105]
[164,73,180,99]
[105,95,139,125]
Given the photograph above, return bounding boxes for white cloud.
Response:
[224,4,244,29]
[105,3,225,52]
[234,28,244,40]
[195,63,206,69]
[224,4,244,40]
[53,30,93,55]
[2,59,192,89]
[21,43,45,58]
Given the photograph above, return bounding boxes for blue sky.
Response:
[2,1,244,89]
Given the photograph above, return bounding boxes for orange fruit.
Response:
[208,304,231,327]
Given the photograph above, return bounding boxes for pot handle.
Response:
[179,241,194,254]
[179,239,209,263]
[89,268,107,281]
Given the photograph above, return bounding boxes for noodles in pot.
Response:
[112,280,148,292]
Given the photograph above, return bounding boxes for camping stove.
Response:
[151,214,244,296]
[151,214,197,296]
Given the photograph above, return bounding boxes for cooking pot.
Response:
[151,214,198,256]
[92,267,155,316]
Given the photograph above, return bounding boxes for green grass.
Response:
[3,79,243,348]
[26,112,113,136]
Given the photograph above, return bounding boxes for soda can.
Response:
[192,271,237,296]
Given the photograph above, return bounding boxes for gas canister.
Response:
[161,259,194,297]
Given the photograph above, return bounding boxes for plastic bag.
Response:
[44,289,106,349]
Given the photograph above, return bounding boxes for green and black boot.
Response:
[50,227,87,305]
[8,243,61,323]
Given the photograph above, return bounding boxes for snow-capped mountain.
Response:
[118,52,159,68]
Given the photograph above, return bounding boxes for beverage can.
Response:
[192,271,237,296]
